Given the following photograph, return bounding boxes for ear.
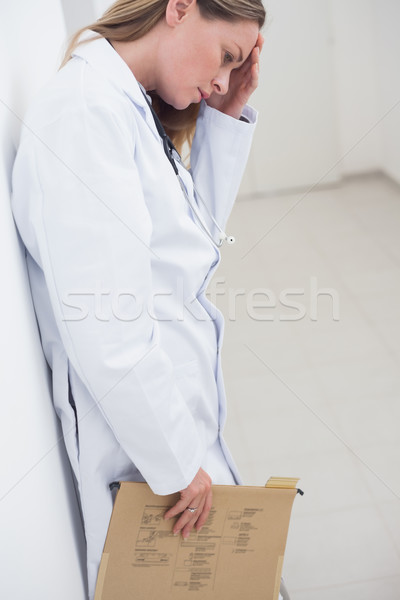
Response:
[165,0,196,26]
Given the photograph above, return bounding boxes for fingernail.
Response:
[173,532,178,536]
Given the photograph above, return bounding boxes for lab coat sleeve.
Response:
[11,103,205,495]
[190,101,257,230]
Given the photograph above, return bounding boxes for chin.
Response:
[171,99,194,111]
[159,91,197,111]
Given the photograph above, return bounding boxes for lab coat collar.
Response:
[71,30,159,138]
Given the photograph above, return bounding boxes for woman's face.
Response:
[155,4,259,109]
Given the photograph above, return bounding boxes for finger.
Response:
[256,32,264,53]
[164,495,190,520]
[234,60,252,82]
[235,34,262,78]
[235,49,256,78]
[195,488,212,531]
[242,47,258,79]
[181,490,211,538]
[249,61,259,92]
[250,45,260,64]
[164,467,212,528]
[180,505,205,538]
[252,45,260,64]
[172,483,211,536]
[173,498,205,536]
[240,51,258,87]
[240,41,258,70]
[181,518,198,538]
[164,483,204,520]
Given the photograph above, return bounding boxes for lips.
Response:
[198,88,210,100]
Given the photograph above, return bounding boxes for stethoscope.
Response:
[141,89,235,249]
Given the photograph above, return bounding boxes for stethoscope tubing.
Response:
[141,89,235,249]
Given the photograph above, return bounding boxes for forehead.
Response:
[205,18,259,52]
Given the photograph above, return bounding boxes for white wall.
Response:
[0,2,87,598]
[329,0,400,185]
[92,0,114,17]
[244,0,400,195]
[62,0,96,38]
[242,0,400,195]
[241,0,340,196]
[330,0,383,177]
[373,0,400,185]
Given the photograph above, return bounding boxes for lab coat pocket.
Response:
[174,359,202,418]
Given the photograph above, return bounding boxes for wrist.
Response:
[219,105,246,120]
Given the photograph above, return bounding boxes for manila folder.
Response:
[94,480,299,600]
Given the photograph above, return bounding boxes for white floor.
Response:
[211,173,400,599]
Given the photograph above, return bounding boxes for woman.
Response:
[12,0,266,597]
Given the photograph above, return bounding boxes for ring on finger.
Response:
[186,506,198,513]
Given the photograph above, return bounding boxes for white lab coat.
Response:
[11,32,257,599]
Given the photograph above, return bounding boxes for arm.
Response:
[190,34,263,231]
[12,102,204,496]
[190,101,257,232]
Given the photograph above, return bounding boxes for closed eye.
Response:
[223,51,234,64]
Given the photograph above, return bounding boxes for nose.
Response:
[212,70,230,95]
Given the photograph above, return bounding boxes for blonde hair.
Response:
[61,0,266,153]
